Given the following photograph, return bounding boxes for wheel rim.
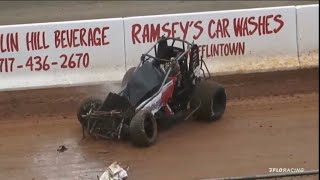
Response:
[79,100,101,123]
[82,102,96,116]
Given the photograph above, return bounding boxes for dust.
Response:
[72,81,122,102]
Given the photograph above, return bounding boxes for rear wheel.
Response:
[121,67,136,88]
[129,110,158,147]
[77,97,103,126]
[191,81,227,121]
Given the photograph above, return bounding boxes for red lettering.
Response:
[30,32,36,51]
[234,14,283,37]
[42,32,49,49]
[205,44,210,57]
[0,57,16,73]
[93,27,101,46]
[193,20,203,40]
[87,28,94,46]
[54,27,108,48]
[239,42,245,55]
[223,44,229,56]
[150,24,160,42]
[2,33,20,52]
[273,14,284,33]
[73,29,80,47]
[243,18,250,36]
[32,32,37,50]
[32,32,36,51]
[171,22,179,37]
[66,29,73,48]
[265,15,273,34]
[199,42,246,57]
[25,32,30,51]
[102,26,110,45]
[142,24,150,43]
[61,30,67,48]
[208,20,216,39]
[257,16,266,36]
[162,23,171,37]
[0,34,6,52]
[54,30,60,48]
[36,32,43,50]
[212,43,219,56]
[219,44,224,55]
[80,28,87,46]
[229,43,237,55]
[132,24,141,44]
[233,17,244,37]
[248,16,257,35]
[222,18,230,38]
[216,20,224,38]
[180,21,189,40]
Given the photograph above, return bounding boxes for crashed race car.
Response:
[77,36,227,147]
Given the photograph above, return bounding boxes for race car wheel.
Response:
[191,81,227,122]
[129,109,158,147]
[77,97,103,126]
[121,67,136,88]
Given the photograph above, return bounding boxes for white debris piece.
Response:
[99,162,128,180]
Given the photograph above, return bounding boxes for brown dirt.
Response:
[0,68,318,180]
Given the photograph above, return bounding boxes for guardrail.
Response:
[0,4,318,91]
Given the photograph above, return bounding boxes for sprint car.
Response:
[77,36,227,147]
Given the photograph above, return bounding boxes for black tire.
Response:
[129,110,158,147]
[121,67,136,88]
[191,81,227,122]
[77,97,103,126]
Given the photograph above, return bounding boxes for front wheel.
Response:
[129,110,158,147]
[77,97,103,126]
[191,81,227,122]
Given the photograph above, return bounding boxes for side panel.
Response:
[123,6,299,75]
[296,4,319,68]
[0,18,126,91]
[141,80,174,114]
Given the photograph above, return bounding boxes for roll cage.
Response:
[141,36,211,78]
[119,36,212,112]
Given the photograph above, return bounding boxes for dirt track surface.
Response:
[0,68,318,180]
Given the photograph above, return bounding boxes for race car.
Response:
[77,36,227,147]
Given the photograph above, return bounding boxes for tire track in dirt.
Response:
[0,68,317,119]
